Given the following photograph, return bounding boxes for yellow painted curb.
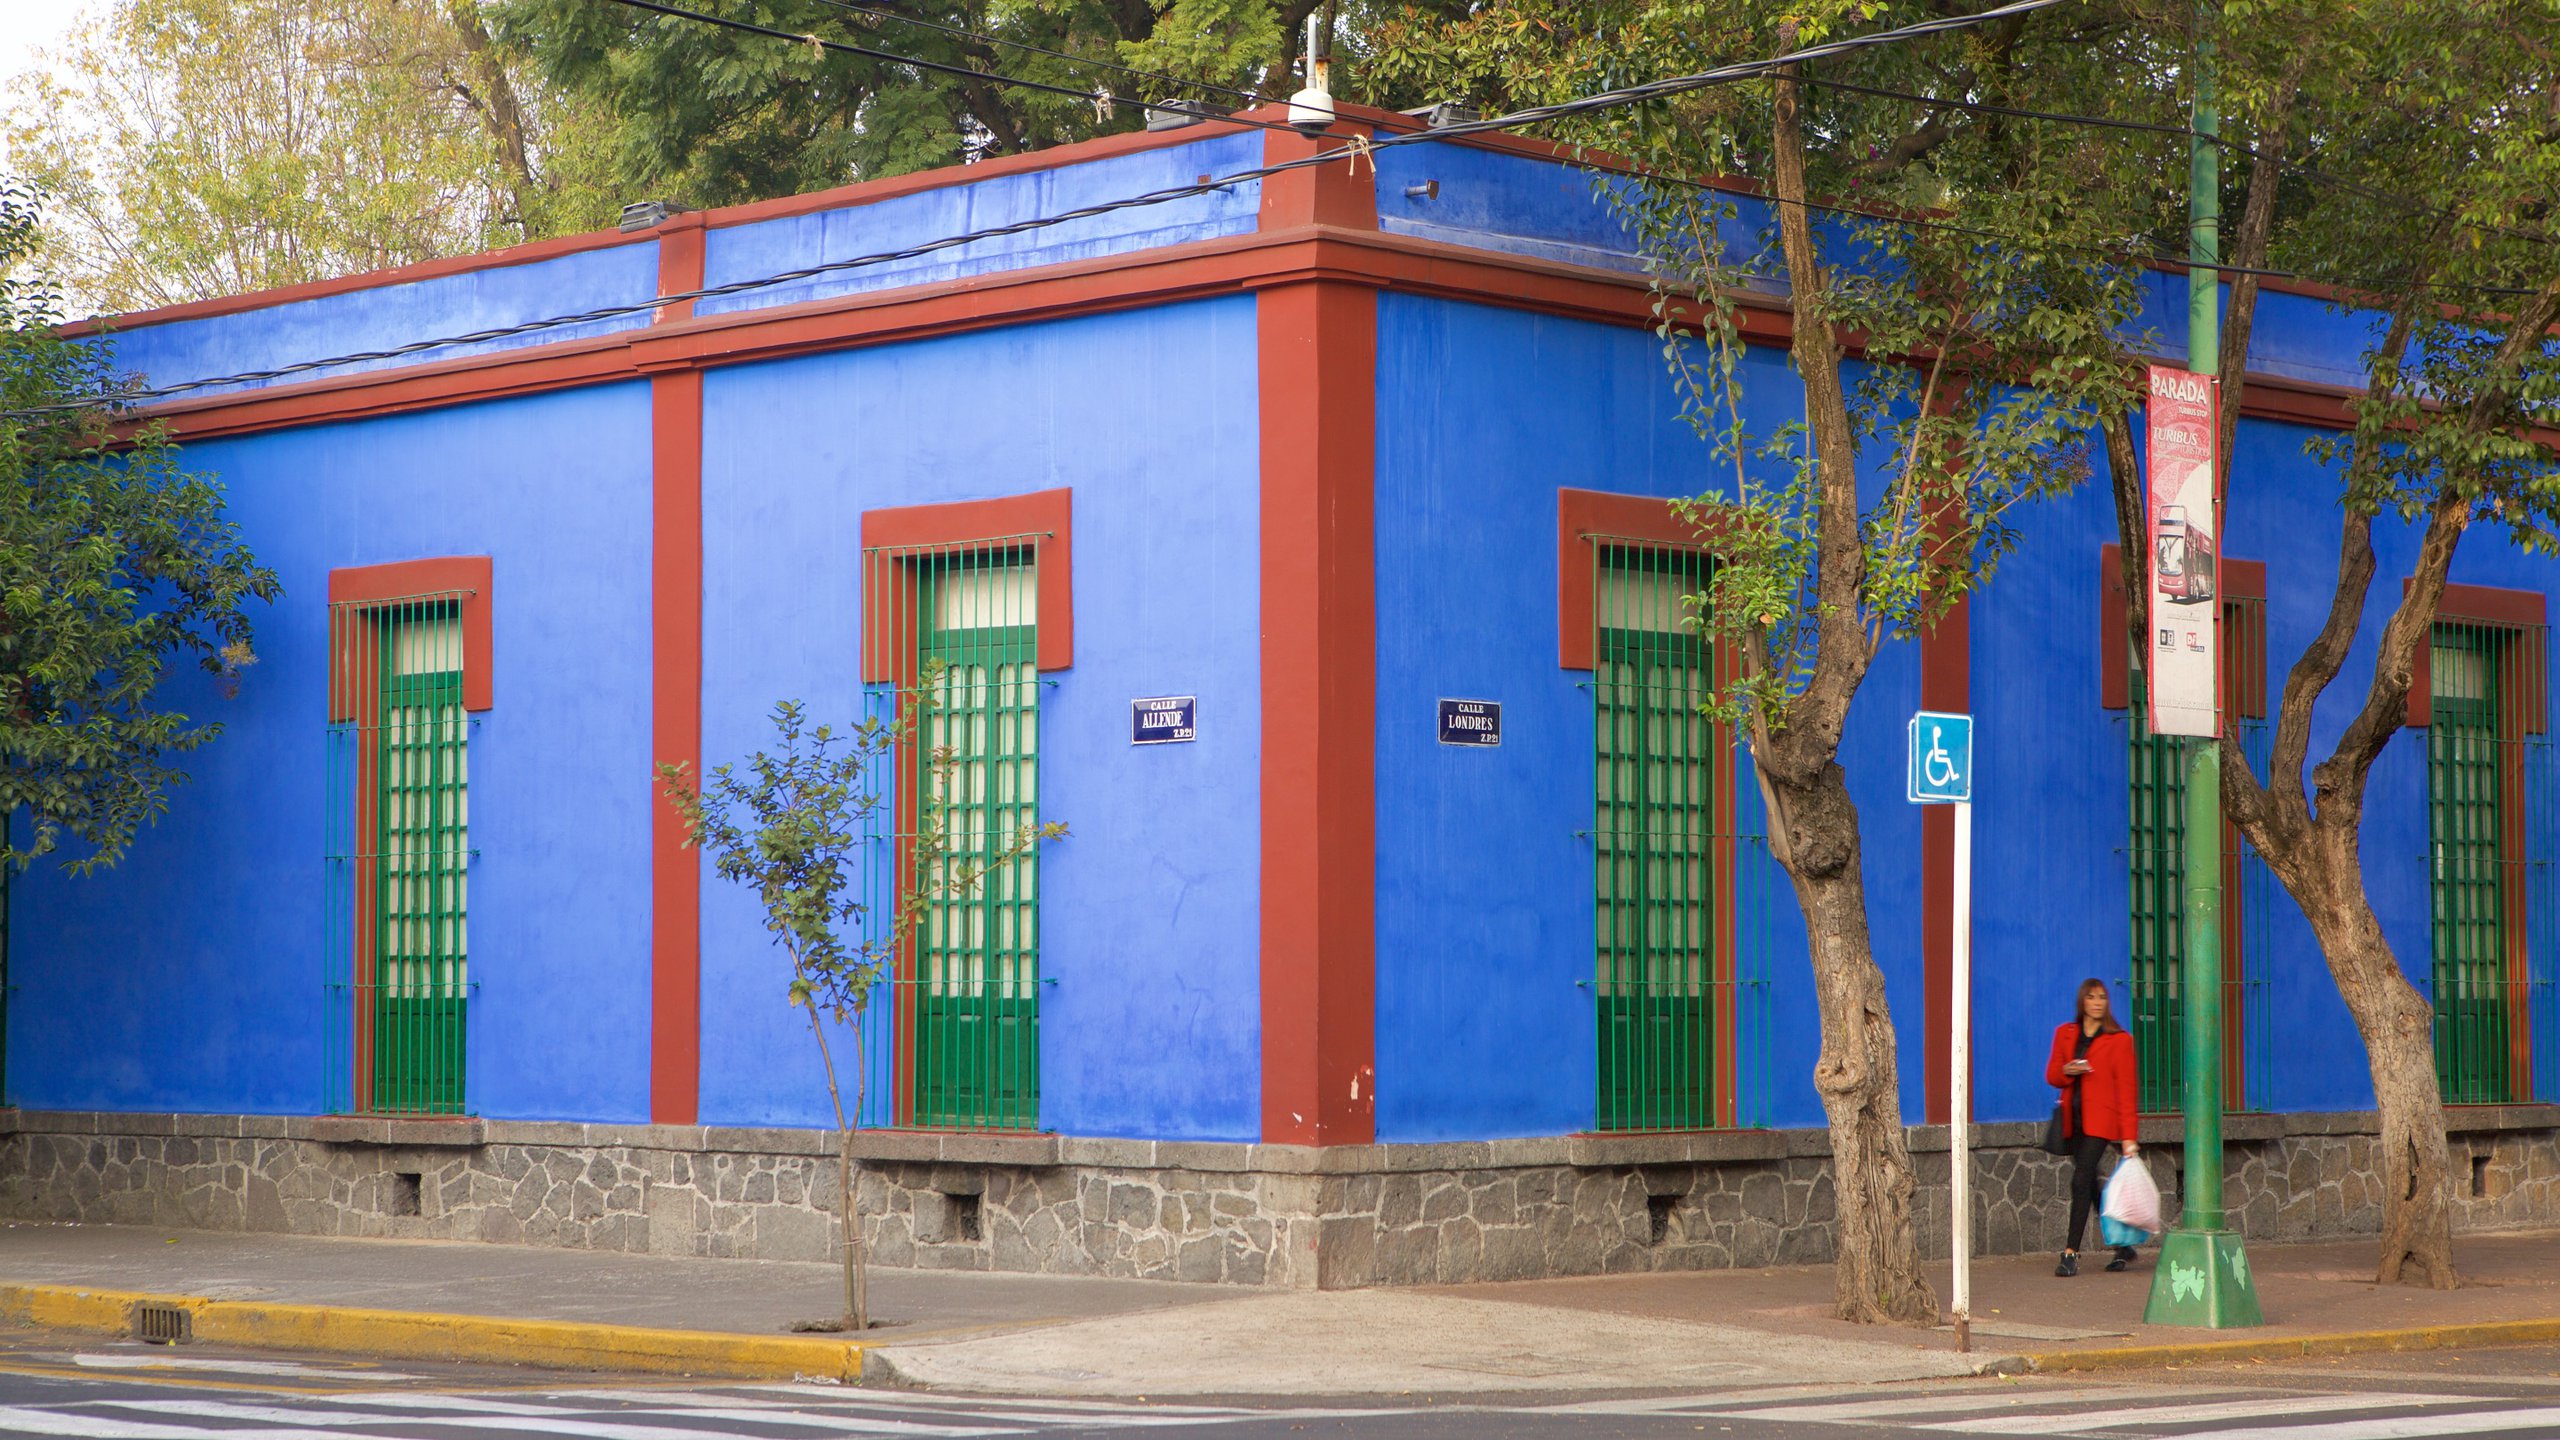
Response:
[2025,1317,2560,1373]
[0,1284,870,1381]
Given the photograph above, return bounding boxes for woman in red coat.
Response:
[2046,977,2140,1276]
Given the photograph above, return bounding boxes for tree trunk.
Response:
[1759,759,1937,1324]
[2284,833,2458,1288]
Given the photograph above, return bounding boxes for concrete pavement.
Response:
[0,1221,2554,1395]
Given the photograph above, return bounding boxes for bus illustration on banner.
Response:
[2153,503,2216,606]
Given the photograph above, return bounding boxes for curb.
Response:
[0,1283,873,1382]
[2024,1317,2560,1373]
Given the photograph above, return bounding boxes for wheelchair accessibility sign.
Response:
[1907,712,1973,804]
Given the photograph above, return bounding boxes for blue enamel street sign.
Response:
[1131,696,1197,744]
[1437,699,1501,747]
[1907,711,1973,803]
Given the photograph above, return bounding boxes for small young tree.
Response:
[658,691,1062,1330]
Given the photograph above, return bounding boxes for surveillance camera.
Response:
[1287,86,1335,135]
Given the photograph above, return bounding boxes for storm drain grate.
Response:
[132,1302,192,1345]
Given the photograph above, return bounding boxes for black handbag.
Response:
[2040,1102,2071,1155]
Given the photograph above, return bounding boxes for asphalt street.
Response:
[3,1332,2560,1439]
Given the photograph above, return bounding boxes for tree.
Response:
[2111,0,2560,1288]
[658,693,1061,1330]
[4,0,622,313]
[492,0,1475,207]
[1374,2,2159,1323]
[0,182,282,871]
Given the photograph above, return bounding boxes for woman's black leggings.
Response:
[2065,1135,2112,1251]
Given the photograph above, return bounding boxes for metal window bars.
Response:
[856,539,1046,1132]
[1586,541,1773,1133]
[2123,594,2273,1115]
[2425,619,2556,1106]
[324,592,474,1117]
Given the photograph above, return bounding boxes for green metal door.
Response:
[1594,552,1715,1132]
[914,560,1040,1129]
[373,655,468,1115]
[2128,703,2188,1113]
[2429,629,2510,1104]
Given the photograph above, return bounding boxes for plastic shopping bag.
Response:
[2100,1155,2164,1246]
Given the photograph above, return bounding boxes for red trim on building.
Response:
[2407,580,2550,732]
[326,557,496,715]
[1258,120,1379,1148]
[650,219,710,1127]
[136,221,2414,453]
[857,488,1076,680]
[1554,488,1711,670]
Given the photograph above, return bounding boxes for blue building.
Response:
[0,103,2551,1286]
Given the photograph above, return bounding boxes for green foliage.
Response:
[1375,2,2161,736]
[2261,0,2560,551]
[5,0,624,313]
[0,184,282,872]
[494,0,1477,205]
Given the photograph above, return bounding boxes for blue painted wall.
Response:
[8,384,656,1120]
[95,244,662,403]
[1370,293,1932,1142]
[693,298,1263,1141]
[700,132,1264,317]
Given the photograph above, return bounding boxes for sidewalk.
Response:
[0,1221,2554,1397]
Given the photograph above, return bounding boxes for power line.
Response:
[800,0,1276,108]
[21,0,2153,418]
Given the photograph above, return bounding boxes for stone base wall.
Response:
[0,1108,2551,1288]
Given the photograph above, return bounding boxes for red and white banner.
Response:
[2144,365,2221,738]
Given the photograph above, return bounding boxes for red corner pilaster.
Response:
[650,218,708,1125]
[1921,597,1970,1126]
[1258,122,1379,1146]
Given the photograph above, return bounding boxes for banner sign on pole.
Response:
[2145,365,2221,738]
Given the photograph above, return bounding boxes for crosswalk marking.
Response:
[1699,1386,2184,1423]
[1927,1392,2468,1434]
[66,1356,417,1383]
[0,1409,316,1439]
[2201,1407,2560,1440]
[94,1396,1029,1440]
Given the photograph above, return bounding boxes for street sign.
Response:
[1909,707,1978,1348]
[1130,696,1197,744]
[1906,711,1973,804]
[1437,699,1501,747]
[2145,365,2221,738]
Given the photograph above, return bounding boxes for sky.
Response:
[0,0,89,83]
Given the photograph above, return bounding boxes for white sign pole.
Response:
[1950,797,1973,1353]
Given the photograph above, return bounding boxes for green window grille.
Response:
[2424,621,2555,1105]
[326,596,473,1116]
[860,544,1045,1132]
[1592,547,1723,1132]
[2125,596,2271,1115]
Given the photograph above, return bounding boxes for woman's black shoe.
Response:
[2054,1250,2078,1277]
[2106,1246,2134,1272]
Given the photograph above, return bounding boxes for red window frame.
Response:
[327,556,493,1114]
[858,490,1070,1128]
[2406,581,2549,1103]
[1558,488,1743,1129]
